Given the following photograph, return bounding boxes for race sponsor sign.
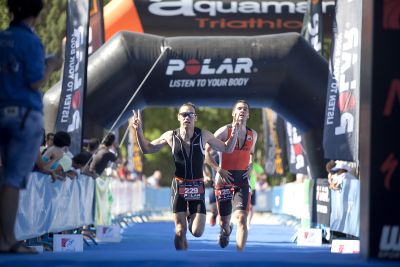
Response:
[284,0,321,176]
[96,225,122,242]
[55,0,90,154]
[133,0,335,36]
[301,0,323,54]
[165,57,253,90]
[297,228,322,246]
[53,234,83,252]
[285,121,308,174]
[331,239,360,254]
[323,0,362,161]
[315,178,330,226]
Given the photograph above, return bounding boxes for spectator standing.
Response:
[0,0,62,253]
[71,138,100,176]
[89,133,118,177]
[41,132,54,154]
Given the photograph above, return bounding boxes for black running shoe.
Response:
[218,223,233,248]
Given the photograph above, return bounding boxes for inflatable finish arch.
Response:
[82,31,328,177]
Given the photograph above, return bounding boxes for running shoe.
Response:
[218,223,233,248]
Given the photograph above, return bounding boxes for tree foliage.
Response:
[0,0,67,91]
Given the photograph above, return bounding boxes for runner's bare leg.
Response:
[188,213,206,237]
[174,212,188,250]
[235,210,248,251]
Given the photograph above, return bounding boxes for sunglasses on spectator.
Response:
[179,112,196,118]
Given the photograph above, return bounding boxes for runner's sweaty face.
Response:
[178,105,197,127]
[232,102,249,122]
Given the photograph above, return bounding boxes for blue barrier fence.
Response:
[15,173,360,241]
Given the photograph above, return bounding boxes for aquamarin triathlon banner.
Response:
[132,0,335,36]
[323,0,361,161]
[56,0,90,154]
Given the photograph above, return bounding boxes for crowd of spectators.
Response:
[32,131,149,183]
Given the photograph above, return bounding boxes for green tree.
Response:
[0,0,67,91]
[36,0,67,91]
[0,0,10,29]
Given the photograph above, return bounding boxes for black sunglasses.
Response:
[179,112,196,118]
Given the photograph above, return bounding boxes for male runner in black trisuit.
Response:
[132,103,238,250]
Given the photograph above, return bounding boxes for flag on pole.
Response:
[284,0,323,175]
[301,0,324,55]
[263,108,287,177]
[285,121,309,175]
[323,0,362,161]
[55,0,90,155]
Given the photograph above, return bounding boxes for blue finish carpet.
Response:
[0,220,398,267]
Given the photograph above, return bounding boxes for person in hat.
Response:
[328,160,357,190]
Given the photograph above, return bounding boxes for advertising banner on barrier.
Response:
[363,0,400,260]
[297,228,322,247]
[95,176,113,225]
[53,234,83,252]
[316,178,330,227]
[263,109,287,177]
[271,186,283,214]
[96,225,121,242]
[15,173,95,240]
[323,0,361,161]
[55,0,90,154]
[330,179,359,238]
